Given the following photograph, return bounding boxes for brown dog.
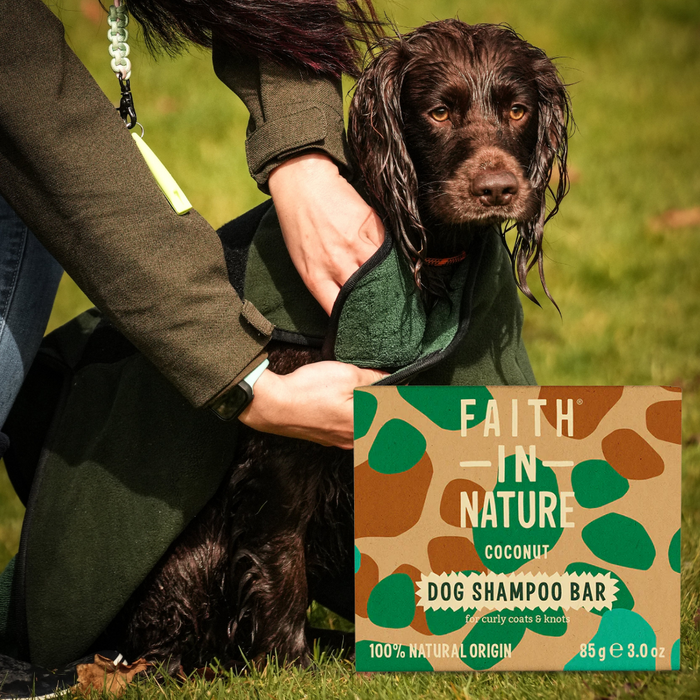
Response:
[106,20,571,672]
[350,20,571,303]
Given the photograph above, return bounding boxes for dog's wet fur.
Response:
[350,20,570,302]
[105,20,570,671]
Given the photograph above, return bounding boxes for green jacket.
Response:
[0,201,534,668]
[0,0,349,408]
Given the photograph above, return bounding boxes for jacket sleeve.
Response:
[0,0,272,409]
[212,38,351,193]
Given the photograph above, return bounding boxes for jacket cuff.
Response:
[246,103,349,191]
[200,296,274,409]
[208,351,270,419]
[212,38,351,193]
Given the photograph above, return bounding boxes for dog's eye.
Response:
[509,105,526,121]
[429,107,450,123]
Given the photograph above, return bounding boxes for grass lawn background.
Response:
[1,0,699,697]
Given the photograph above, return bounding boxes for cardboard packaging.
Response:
[353,386,681,671]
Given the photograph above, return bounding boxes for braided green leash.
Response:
[107,2,131,81]
[108,2,192,215]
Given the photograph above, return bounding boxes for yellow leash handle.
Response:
[131,132,193,216]
[109,4,192,216]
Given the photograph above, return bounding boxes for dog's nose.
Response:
[471,171,519,206]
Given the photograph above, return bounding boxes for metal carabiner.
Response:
[117,76,137,129]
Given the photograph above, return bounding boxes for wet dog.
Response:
[109,20,571,671]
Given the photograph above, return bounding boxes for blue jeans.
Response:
[0,195,63,428]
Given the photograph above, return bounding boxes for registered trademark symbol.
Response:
[577,399,584,405]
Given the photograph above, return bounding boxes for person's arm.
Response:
[1,1,383,448]
[210,39,389,446]
[268,154,384,315]
[212,43,384,314]
[0,0,271,409]
[212,44,352,189]
[240,361,386,450]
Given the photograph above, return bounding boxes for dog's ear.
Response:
[348,40,428,281]
[514,59,572,307]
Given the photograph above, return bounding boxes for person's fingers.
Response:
[357,210,386,249]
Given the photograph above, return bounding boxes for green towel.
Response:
[244,206,481,375]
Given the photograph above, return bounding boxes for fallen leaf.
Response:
[74,654,149,697]
[191,666,220,681]
[649,206,700,232]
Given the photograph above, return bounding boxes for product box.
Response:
[353,386,681,671]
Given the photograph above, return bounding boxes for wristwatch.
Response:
[210,358,270,421]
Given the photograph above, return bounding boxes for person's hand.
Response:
[239,362,388,449]
[268,153,385,315]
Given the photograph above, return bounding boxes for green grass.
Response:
[2,0,700,696]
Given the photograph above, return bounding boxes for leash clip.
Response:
[117,76,137,129]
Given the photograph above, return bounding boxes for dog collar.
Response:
[423,251,467,266]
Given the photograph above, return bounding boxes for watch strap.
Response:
[210,358,270,421]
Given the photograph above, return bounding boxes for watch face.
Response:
[211,382,253,421]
